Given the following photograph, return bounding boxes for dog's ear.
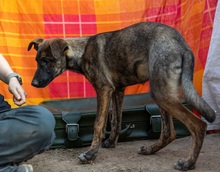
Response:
[27,38,44,51]
[49,39,68,58]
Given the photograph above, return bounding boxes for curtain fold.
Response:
[202,0,220,130]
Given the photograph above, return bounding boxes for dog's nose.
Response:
[31,79,39,87]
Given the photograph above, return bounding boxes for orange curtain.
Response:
[0,0,217,107]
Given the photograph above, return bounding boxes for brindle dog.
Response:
[28,22,215,171]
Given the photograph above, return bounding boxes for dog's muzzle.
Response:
[31,77,53,88]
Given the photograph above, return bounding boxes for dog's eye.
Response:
[40,58,50,66]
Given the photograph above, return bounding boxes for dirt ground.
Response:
[28,133,220,172]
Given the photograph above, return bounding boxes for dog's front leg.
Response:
[78,86,113,163]
[102,88,125,148]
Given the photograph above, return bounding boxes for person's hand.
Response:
[8,77,27,106]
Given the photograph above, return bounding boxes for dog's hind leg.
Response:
[169,104,207,171]
[152,98,206,171]
[102,88,125,148]
[141,49,207,170]
[138,108,176,155]
[78,86,114,163]
[140,96,206,170]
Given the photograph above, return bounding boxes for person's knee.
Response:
[1,106,55,151]
[31,106,56,148]
[31,106,55,135]
[33,106,55,126]
[22,106,55,143]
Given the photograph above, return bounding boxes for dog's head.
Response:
[28,38,69,88]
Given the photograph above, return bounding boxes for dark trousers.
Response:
[0,105,55,166]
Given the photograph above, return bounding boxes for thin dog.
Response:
[28,22,215,171]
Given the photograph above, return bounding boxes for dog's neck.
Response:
[64,37,90,74]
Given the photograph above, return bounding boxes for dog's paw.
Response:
[102,139,116,148]
[174,159,195,171]
[78,152,97,164]
[138,146,155,155]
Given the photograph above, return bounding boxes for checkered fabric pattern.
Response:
[0,0,217,107]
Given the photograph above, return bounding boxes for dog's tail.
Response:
[181,50,216,123]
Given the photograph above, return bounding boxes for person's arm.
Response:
[0,54,27,106]
[0,54,14,83]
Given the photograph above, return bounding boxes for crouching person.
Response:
[0,54,55,172]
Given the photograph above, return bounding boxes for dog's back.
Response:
[81,22,188,85]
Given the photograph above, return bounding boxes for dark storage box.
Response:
[39,93,154,148]
[39,93,191,148]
